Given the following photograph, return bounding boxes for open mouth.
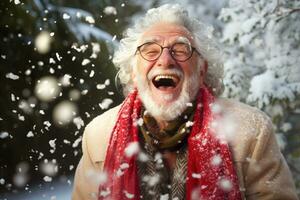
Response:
[152,75,180,89]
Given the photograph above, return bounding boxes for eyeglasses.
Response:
[136,42,200,62]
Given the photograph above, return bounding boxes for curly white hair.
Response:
[113,4,224,96]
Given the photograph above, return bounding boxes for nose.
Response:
[156,48,176,67]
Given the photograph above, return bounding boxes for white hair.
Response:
[113,4,224,96]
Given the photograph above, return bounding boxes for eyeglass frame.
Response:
[135,42,201,62]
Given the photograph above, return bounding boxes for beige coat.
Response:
[72,98,299,200]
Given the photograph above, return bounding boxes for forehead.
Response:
[140,22,195,45]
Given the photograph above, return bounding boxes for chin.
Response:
[136,72,200,121]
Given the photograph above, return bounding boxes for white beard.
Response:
[136,68,201,121]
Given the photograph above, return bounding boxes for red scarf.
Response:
[99,87,242,200]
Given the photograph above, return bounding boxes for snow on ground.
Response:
[1,177,73,200]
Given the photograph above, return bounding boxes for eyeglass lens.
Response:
[139,42,192,61]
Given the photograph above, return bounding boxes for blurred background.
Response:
[0,0,299,199]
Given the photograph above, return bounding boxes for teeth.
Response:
[154,75,178,82]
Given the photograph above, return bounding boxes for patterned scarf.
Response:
[138,105,194,199]
[139,104,195,150]
[98,86,242,200]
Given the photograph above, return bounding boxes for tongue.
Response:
[158,86,174,90]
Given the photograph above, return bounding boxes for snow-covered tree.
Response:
[219,0,300,189]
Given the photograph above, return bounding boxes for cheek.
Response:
[137,59,155,77]
[184,60,199,76]
[133,60,151,86]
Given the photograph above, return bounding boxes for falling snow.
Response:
[191,173,201,179]
[123,190,134,199]
[55,52,62,61]
[6,72,19,80]
[85,16,95,24]
[35,76,61,102]
[73,117,84,130]
[0,132,9,139]
[60,74,72,87]
[40,160,58,176]
[81,59,90,66]
[103,6,117,15]
[11,93,16,101]
[124,142,140,157]
[26,131,34,138]
[185,121,194,127]
[11,0,21,5]
[160,194,169,200]
[89,70,95,77]
[138,152,149,162]
[96,84,106,90]
[43,176,52,182]
[53,101,78,125]
[99,98,113,110]
[211,154,222,166]
[134,118,144,127]
[0,178,5,185]
[99,188,111,197]
[35,31,51,54]
[90,43,100,58]
[49,139,56,153]
[219,178,233,192]
[13,173,28,187]
[142,174,160,186]
[63,13,71,19]
[72,137,82,148]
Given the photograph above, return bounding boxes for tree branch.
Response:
[275,7,300,22]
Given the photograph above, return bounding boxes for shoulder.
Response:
[215,98,274,161]
[216,99,298,199]
[85,104,121,134]
[216,98,272,129]
[216,98,269,119]
[83,104,122,163]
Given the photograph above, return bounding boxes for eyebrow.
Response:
[140,36,192,46]
[140,37,162,44]
[175,36,191,46]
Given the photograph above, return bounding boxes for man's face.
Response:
[133,22,206,121]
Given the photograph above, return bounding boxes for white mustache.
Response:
[147,68,183,81]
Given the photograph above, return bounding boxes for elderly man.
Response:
[72,4,298,200]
